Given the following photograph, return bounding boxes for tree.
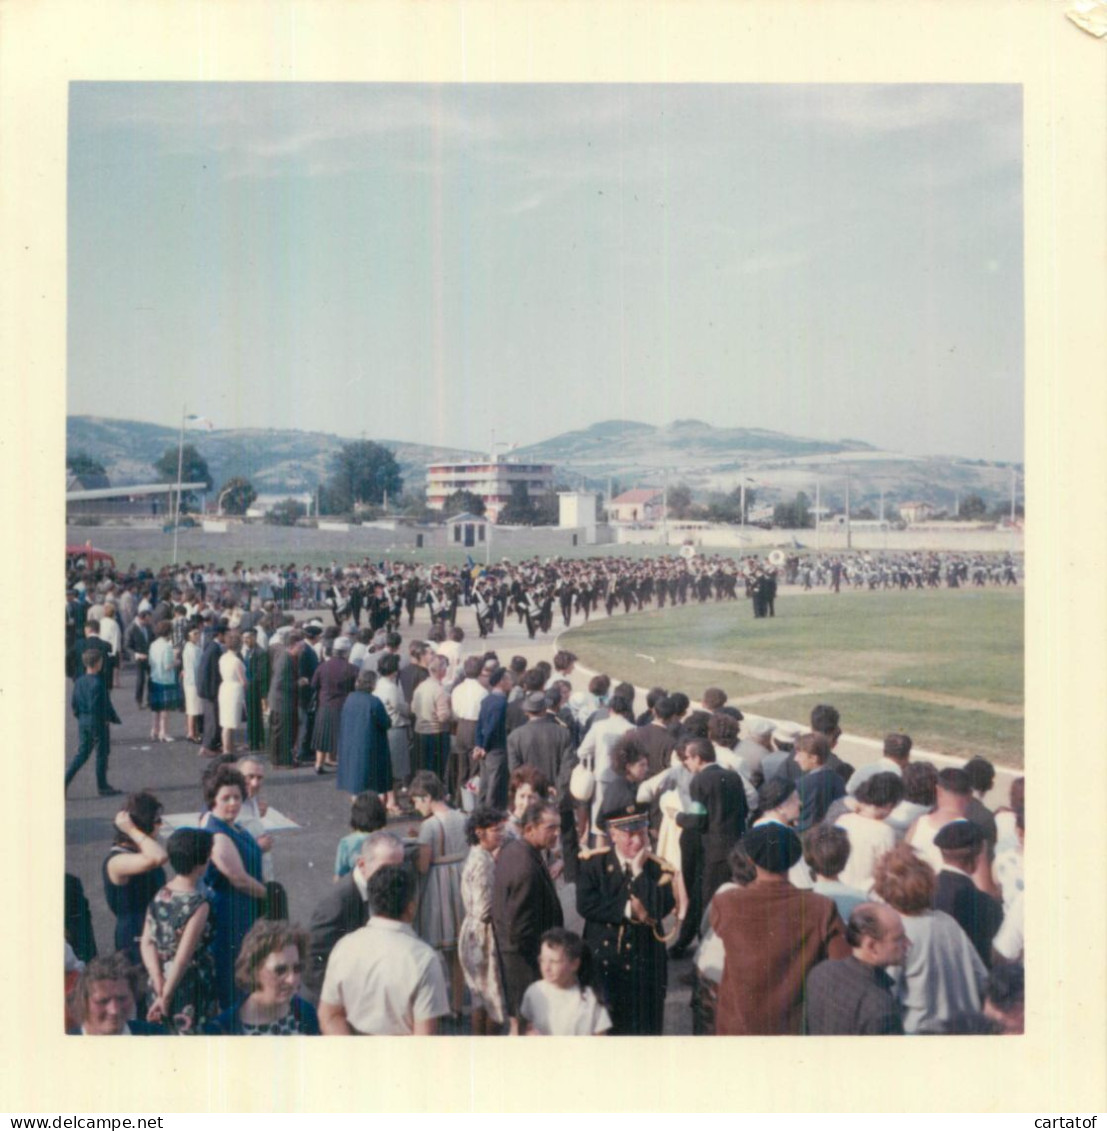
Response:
[532,490,561,526]
[327,441,403,511]
[706,486,755,524]
[396,489,435,522]
[266,498,307,526]
[442,489,486,518]
[497,480,538,525]
[666,482,693,520]
[217,476,257,516]
[67,452,106,478]
[773,491,814,529]
[958,493,988,520]
[154,443,213,509]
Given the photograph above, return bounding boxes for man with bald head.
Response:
[804,903,908,1035]
[304,830,406,1000]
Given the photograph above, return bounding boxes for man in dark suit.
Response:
[294,623,322,763]
[242,627,270,752]
[474,666,511,808]
[197,620,227,757]
[627,694,680,775]
[304,831,405,1000]
[506,692,576,787]
[124,609,154,707]
[504,668,543,734]
[491,800,563,1030]
[678,736,749,906]
[576,803,675,1035]
[933,820,1003,967]
[72,619,112,689]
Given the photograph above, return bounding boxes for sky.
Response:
[68,83,1024,462]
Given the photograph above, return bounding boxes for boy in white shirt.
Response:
[519,928,611,1036]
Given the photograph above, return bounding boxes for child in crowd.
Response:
[519,928,611,1036]
[139,827,219,1034]
[333,791,388,881]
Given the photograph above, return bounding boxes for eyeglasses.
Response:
[267,963,303,976]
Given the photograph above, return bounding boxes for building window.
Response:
[478,525,485,542]
[454,525,461,543]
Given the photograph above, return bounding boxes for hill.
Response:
[65,417,480,497]
[66,415,1020,513]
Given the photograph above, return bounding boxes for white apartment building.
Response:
[425,457,555,523]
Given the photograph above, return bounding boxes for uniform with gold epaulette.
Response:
[576,806,676,1035]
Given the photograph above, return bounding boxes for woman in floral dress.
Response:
[139,828,218,1035]
[458,806,508,1034]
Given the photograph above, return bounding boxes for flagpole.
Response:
[173,404,185,565]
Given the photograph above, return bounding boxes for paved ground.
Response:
[63,600,702,1034]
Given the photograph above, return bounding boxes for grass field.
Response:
[561,588,1024,767]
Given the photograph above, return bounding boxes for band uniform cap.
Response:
[601,802,651,834]
[748,718,776,738]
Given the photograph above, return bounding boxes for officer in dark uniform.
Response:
[576,803,676,1035]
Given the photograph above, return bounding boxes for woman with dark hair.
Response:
[335,667,392,800]
[886,761,938,840]
[834,772,902,894]
[139,827,218,1034]
[333,790,388,881]
[202,763,267,1008]
[458,805,508,1035]
[102,791,168,963]
[410,770,468,1011]
[502,765,554,841]
[872,844,988,1034]
[204,920,319,1035]
[599,733,652,828]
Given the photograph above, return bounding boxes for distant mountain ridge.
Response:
[66,415,1020,510]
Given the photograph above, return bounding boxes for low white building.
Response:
[608,488,665,523]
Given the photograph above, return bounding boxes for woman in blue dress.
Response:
[335,669,392,799]
[201,764,267,1009]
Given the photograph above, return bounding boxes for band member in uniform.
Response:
[575,803,676,1035]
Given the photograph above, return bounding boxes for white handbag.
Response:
[569,754,596,802]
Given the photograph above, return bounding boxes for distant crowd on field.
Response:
[65,545,1023,658]
[64,551,1024,1038]
[784,552,1021,591]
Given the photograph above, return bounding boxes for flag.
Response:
[186,414,214,431]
